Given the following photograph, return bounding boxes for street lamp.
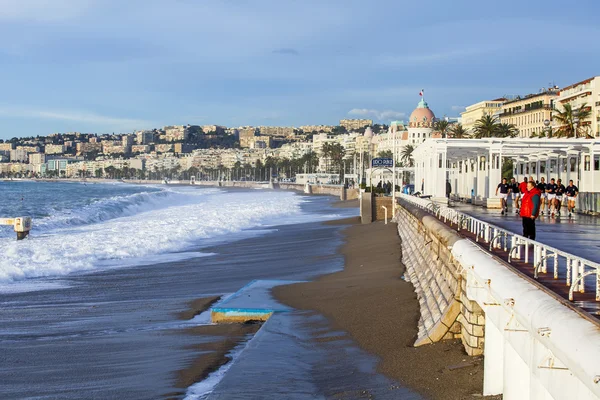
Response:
[573,116,580,138]
[543,119,552,138]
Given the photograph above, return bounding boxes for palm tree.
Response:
[553,103,592,138]
[496,122,519,138]
[327,143,346,182]
[433,120,450,138]
[473,115,500,138]
[377,150,393,159]
[400,144,415,167]
[321,143,332,173]
[449,123,469,138]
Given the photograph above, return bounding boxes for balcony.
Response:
[498,104,553,118]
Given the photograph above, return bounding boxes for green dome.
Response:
[417,99,429,109]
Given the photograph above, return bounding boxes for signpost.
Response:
[370,158,394,194]
[372,158,394,168]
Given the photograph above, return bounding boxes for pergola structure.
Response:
[412,138,600,206]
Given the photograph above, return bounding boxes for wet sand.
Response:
[273,219,492,400]
[174,323,262,389]
[170,296,262,397]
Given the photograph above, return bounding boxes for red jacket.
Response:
[519,181,528,194]
[520,187,541,218]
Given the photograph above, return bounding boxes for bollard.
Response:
[381,205,388,224]
[0,217,32,240]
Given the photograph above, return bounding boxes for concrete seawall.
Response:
[394,198,600,399]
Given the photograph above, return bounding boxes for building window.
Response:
[584,155,590,171]
[570,158,577,172]
[594,155,599,171]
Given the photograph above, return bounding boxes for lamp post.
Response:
[543,119,552,138]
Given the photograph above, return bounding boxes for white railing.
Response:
[399,194,600,302]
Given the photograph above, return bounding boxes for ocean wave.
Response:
[33,186,220,232]
[0,190,304,286]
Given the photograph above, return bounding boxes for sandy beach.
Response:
[273,217,492,400]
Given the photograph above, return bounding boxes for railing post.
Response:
[542,248,547,274]
[571,260,579,292]
[579,262,585,294]
[567,258,572,287]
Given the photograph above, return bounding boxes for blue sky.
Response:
[1,0,599,139]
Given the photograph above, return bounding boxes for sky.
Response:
[1,0,599,139]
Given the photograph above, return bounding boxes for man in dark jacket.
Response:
[520,180,541,240]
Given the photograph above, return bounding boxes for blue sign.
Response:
[372,158,393,168]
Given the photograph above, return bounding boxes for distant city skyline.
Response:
[1,0,600,139]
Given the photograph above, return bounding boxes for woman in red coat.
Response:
[520,180,541,240]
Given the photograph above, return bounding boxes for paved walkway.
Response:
[452,203,600,265]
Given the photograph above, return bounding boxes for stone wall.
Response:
[373,196,393,221]
[395,199,485,355]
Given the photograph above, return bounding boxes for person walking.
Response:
[496,178,510,215]
[510,177,520,212]
[565,179,579,217]
[520,180,541,240]
[555,178,566,217]
[536,177,547,216]
[546,178,558,217]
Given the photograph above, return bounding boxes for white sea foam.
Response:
[0,188,306,289]
[34,186,219,231]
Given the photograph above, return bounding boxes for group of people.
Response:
[376,180,393,194]
[495,176,579,240]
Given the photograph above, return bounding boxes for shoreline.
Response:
[273,218,491,400]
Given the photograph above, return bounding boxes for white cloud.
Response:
[348,108,405,121]
[0,106,152,131]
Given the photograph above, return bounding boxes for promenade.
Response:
[452,203,600,264]
[431,200,600,318]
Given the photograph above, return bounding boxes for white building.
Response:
[412,138,600,210]
[553,76,600,138]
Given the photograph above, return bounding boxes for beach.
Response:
[274,216,492,400]
[1,182,490,399]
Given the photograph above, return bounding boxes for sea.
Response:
[0,181,419,399]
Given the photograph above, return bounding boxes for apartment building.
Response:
[460,99,506,134]
[339,119,373,131]
[77,142,103,154]
[499,91,558,137]
[28,153,47,165]
[136,130,155,145]
[44,144,66,154]
[299,125,334,133]
[10,149,29,162]
[0,143,16,151]
[258,126,296,137]
[131,145,151,153]
[553,76,600,138]
[163,125,190,142]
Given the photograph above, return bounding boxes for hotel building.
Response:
[553,76,600,138]
[498,91,558,138]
